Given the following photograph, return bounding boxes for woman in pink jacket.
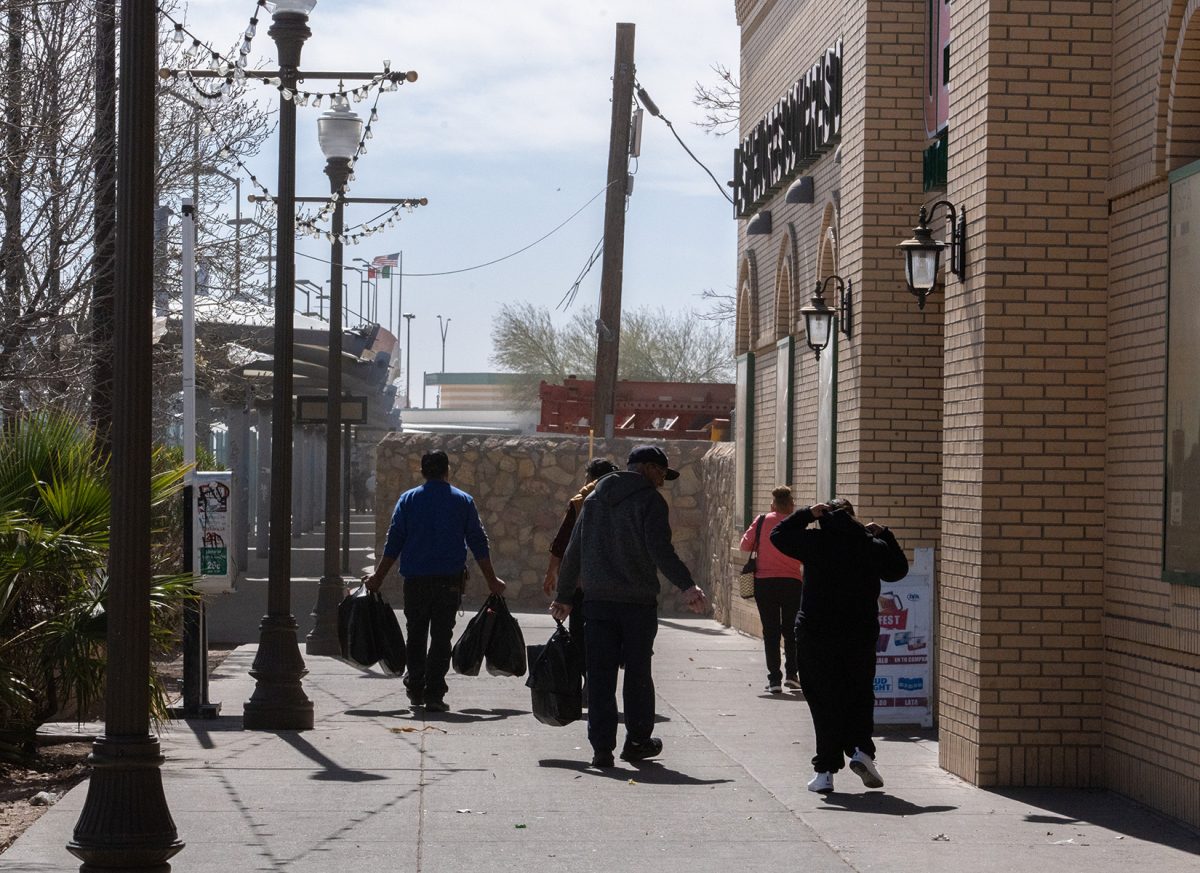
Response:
[740,486,805,693]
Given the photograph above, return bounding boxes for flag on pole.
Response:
[372,252,400,268]
[380,266,391,279]
[367,268,377,280]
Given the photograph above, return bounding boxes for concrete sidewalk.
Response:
[5,612,1199,872]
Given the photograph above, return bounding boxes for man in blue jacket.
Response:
[551,445,708,768]
[364,450,506,712]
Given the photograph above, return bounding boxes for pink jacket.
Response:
[740,511,803,581]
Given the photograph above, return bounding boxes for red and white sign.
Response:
[874,547,933,727]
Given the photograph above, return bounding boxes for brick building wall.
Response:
[1101,0,1200,826]
[735,0,1200,828]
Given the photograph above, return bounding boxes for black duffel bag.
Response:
[525,621,582,727]
[484,595,527,677]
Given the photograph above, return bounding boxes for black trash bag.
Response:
[525,621,582,727]
[368,592,406,676]
[337,585,405,674]
[337,585,379,668]
[484,596,527,677]
[451,594,499,676]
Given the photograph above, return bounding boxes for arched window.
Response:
[774,227,798,339]
[735,251,759,355]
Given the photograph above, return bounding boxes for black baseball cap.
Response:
[627,445,679,480]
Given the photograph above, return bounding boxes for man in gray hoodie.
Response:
[551,445,708,768]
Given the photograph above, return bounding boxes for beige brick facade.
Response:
[735,0,1200,828]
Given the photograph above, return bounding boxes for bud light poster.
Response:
[874,547,933,726]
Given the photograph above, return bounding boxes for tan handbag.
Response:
[738,515,765,598]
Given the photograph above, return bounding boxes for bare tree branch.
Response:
[692,63,740,137]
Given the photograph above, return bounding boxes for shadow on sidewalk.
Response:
[174,714,246,749]
[275,730,389,782]
[538,757,733,786]
[990,788,1200,854]
[409,707,529,724]
[343,708,413,718]
[816,791,957,816]
[658,619,731,636]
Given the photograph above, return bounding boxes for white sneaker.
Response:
[764,683,782,693]
[783,677,802,690]
[849,748,884,788]
[807,771,834,794]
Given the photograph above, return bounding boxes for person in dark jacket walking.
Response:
[551,445,708,768]
[543,457,619,674]
[770,497,908,794]
[363,450,506,712]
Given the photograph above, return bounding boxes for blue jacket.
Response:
[382,479,490,577]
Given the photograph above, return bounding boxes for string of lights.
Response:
[157,6,420,244]
[158,4,415,109]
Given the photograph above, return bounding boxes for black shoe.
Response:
[424,698,449,713]
[619,737,662,762]
[405,687,424,707]
[590,751,615,768]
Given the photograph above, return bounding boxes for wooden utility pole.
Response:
[591,22,636,438]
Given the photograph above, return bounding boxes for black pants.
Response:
[403,574,463,700]
[584,600,658,754]
[753,577,803,684]
[796,623,878,773]
[567,587,586,674]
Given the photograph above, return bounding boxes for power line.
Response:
[635,82,734,205]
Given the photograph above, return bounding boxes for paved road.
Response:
[6,612,1199,872]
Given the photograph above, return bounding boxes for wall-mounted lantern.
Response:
[896,200,966,309]
[801,275,848,359]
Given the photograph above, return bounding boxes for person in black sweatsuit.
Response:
[770,497,908,794]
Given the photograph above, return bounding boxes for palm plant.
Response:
[0,413,194,760]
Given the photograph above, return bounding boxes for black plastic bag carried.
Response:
[525,621,582,726]
[338,585,378,667]
[337,585,405,674]
[451,595,499,676]
[485,596,527,677]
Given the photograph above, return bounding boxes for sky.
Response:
[180,0,740,407]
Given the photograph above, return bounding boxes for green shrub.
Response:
[0,413,195,760]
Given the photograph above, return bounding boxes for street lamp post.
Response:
[403,313,415,408]
[436,314,450,408]
[243,0,317,732]
[307,94,362,657]
[68,0,184,865]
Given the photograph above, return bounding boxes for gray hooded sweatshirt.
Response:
[555,470,696,606]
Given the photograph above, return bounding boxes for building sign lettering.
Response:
[734,38,843,218]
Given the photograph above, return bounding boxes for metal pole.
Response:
[181,199,196,470]
[68,0,183,862]
[437,315,450,409]
[176,198,206,719]
[592,23,636,438]
[342,421,351,575]
[403,313,415,408]
[308,155,350,655]
[243,5,315,732]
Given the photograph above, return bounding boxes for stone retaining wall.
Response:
[374,433,734,616]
